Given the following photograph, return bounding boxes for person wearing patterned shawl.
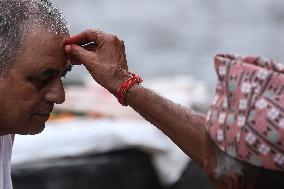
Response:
[65,29,284,189]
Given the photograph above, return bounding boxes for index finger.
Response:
[64,29,104,46]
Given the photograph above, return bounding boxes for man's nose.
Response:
[44,78,65,104]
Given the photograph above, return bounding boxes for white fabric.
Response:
[12,119,189,185]
[0,135,13,189]
[11,76,209,185]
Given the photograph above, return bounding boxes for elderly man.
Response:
[0,0,70,188]
[64,30,284,188]
[1,1,284,189]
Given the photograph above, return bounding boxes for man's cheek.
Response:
[13,99,40,120]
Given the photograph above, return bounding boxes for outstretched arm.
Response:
[64,29,208,168]
[127,84,207,166]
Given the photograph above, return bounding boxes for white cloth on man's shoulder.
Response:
[0,135,13,189]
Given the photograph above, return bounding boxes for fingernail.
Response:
[65,45,72,53]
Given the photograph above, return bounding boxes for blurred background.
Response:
[11,0,284,189]
[58,0,284,90]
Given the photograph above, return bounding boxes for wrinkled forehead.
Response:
[14,25,70,73]
[22,24,68,56]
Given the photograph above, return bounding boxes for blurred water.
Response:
[53,0,284,89]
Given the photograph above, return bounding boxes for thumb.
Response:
[65,44,95,66]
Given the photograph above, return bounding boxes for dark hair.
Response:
[214,144,284,189]
[0,0,68,76]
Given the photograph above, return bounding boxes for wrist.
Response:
[105,70,132,95]
[116,73,143,106]
[125,83,142,105]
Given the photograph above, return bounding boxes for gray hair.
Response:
[214,149,243,178]
[0,0,68,77]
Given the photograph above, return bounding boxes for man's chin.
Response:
[17,123,46,135]
[17,114,50,135]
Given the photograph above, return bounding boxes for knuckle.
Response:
[98,33,106,40]
[86,30,98,40]
[109,35,119,41]
[85,29,95,37]
[113,35,119,40]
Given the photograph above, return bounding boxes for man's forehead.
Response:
[24,26,69,52]
[13,28,69,74]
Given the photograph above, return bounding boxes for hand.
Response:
[64,29,130,95]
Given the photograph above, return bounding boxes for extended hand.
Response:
[65,30,208,173]
[64,29,130,95]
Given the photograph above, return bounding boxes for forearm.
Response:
[65,30,208,167]
[126,84,207,167]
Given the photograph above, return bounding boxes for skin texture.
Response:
[126,86,252,189]
[204,137,253,189]
[64,30,129,95]
[64,29,256,189]
[64,30,207,165]
[0,26,70,135]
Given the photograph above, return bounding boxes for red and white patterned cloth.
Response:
[206,54,284,171]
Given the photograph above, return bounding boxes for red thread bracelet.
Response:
[117,73,143,106]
